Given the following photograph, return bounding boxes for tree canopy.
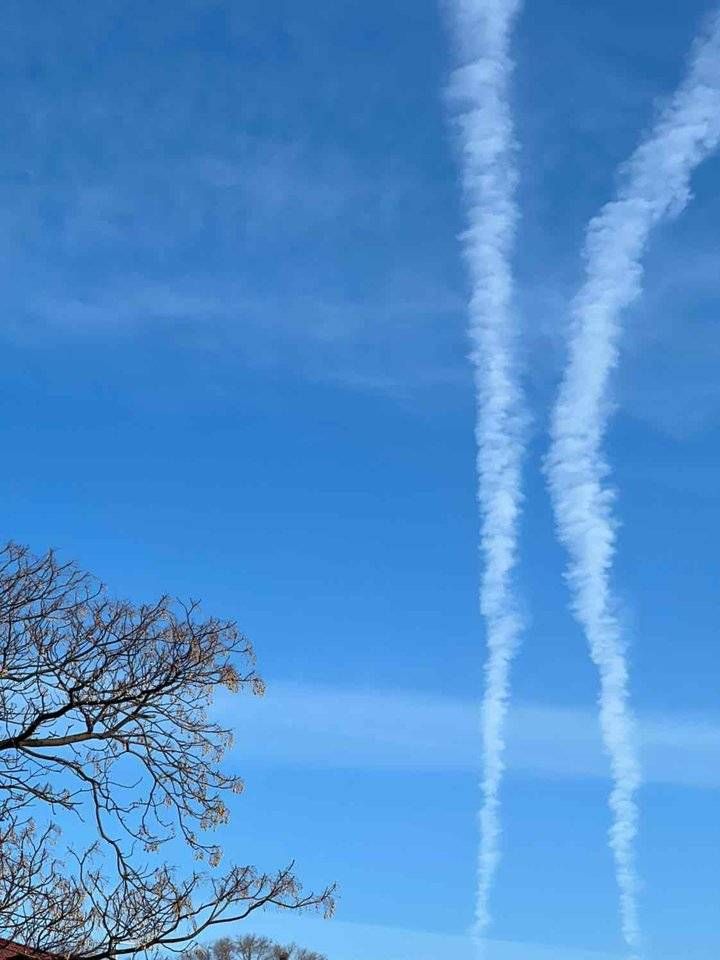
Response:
[184,934,326,960]
[0,544,334,960]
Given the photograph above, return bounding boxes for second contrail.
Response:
[546,9,720,958]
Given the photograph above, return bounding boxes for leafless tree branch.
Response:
[0,544,334,960]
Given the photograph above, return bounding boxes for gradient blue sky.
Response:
[1,1,719,958]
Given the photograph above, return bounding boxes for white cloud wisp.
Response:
[446,0,524,949]
[546,11,720,958]
[218,682,720,790]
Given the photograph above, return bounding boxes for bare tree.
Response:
[265,944,325,960]
[233,939,272,960]
[0,544,334,960]
[181,936,326,960]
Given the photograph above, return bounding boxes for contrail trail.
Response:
[546,10,720,957]
[446,0,523,948]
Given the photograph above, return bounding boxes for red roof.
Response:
[0,941,57,960]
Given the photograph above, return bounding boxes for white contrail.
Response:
[446,0,523,948]
[546,11,720,958]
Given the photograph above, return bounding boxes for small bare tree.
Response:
[0,544,334,960]
[182,936,326,960]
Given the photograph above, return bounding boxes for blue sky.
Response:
[1,1,719,958]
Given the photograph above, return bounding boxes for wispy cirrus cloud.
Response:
[0,141,465,395]
[0,3,465,396]
[216,682,720,791]
[221,912,623,960]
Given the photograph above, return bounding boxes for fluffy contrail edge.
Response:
[546,11,720,957]
[446,0,524,948]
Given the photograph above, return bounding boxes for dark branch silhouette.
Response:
[0,544,334,960]
[181,935,326,960]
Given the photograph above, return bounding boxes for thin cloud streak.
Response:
[229,910,623,960]
[446,0,523,948]
[218,683,720,790]
[546,10,720,957]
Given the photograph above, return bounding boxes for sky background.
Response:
[1,1,719,958]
